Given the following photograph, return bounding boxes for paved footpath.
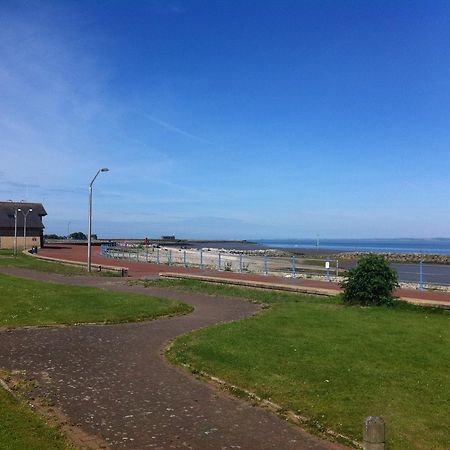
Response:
[0,267,345,450]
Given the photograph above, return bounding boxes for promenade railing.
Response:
[100,245,450,291]
[102,245,341,282]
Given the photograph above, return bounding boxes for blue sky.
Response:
[1,0,450,239]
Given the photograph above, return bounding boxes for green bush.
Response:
[341,254,398,306]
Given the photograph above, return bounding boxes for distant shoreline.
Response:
[178,240,450,264]
[45,237,450,264]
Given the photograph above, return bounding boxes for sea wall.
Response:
[333,252,450,265]
[202,247,450,264]
[202,248,293,257]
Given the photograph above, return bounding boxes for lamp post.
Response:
[87,168,109,272]
[13,209,18,256]
[18,208,33,251]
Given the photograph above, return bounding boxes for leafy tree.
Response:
[69,232,87,240]
[44,234,65,239]
[341,254,398,306]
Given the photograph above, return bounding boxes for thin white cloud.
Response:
[143,114,212,144]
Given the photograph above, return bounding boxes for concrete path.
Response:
[0,268,344,449]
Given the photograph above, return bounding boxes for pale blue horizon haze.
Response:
[1,0,450,239]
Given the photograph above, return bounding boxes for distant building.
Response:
[161,235,176,240]
[0,202,47,249]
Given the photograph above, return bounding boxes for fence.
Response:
[101,245,340,282]
[390,261,450,291]
[100,245,450,291]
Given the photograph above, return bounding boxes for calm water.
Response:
[256,238,450,255]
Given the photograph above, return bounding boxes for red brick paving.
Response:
[38,244,450,306]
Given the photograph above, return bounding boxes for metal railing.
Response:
[101,245,340,282]
[100,245,450,291]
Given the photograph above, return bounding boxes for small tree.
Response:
[341,254,398,306]
[44,234,63,239]
[69,232,87,240]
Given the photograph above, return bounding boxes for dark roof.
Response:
[0,202,47,229]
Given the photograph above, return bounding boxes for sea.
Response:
[255,238,450,255]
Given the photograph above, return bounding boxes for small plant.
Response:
[224,262,233,272]
[341,254,398,306]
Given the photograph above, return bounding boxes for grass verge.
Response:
[139,279,449,449]
[0,381,72,449]
[132,277,341,305]
[0,249,116,276]
[0,273,192,328]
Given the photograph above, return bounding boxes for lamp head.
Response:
[17,208,21,212]
[101,168,109,172]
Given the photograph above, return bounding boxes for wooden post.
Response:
[363,416,385,450]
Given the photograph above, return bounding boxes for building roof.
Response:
[0,202,47,229]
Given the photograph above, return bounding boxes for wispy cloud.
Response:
[142,113,212,144]
[146,1,187,15]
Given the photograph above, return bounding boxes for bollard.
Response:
[326,256,330,282]
[419,258,424,291]
[363,416,385,450]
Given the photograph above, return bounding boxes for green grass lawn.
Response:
[149,279,450,449]
[0,273,192,328]
[0,249,116,276]
[0,386,72,450]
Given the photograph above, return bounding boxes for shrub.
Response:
[341,254,398,306]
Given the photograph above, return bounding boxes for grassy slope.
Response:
[0,387,72,450]
[144,279,449,449]
[0,249,93,275]
[0,273,192,327]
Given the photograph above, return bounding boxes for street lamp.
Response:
[18,208,33,251]
[8,200,19,256]
[87,168,109,272]
[13,208,18,256]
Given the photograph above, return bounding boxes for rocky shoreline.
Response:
[201,248,293,257]
[332,252,450,265]
[200,247,450,265]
